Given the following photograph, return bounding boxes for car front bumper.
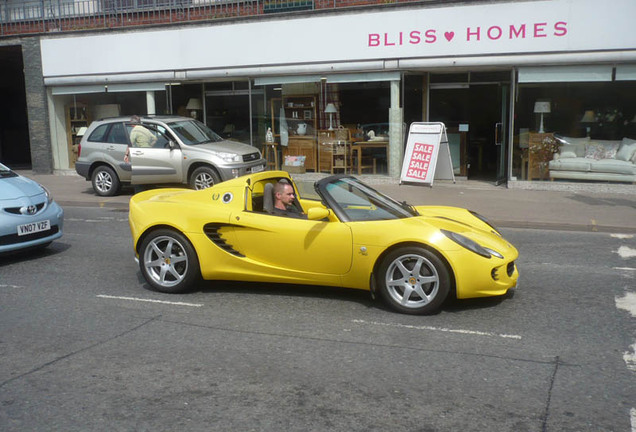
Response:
[217,158,267,181]
[0,201,64,254]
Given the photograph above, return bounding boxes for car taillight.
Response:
[77,143,81,157]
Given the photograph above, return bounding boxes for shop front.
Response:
[37,0,636,184]
[513,65,636,183]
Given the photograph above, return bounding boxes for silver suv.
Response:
[75,116,266,196]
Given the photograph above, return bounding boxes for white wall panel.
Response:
[40,0,636,81]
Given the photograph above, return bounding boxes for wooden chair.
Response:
[263,142,278,170]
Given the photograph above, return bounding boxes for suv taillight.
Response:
[77,143,81,157]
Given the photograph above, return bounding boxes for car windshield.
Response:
[318,176,418,222]
[0,162,17,179]
[167,119,224,145]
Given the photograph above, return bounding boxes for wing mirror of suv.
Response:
[168,140,177,150]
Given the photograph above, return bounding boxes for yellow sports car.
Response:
[129,171,518,315]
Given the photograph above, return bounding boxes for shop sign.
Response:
[400,123,454,186]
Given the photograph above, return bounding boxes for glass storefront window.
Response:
[254,80,391,174]
[513,81,636,181]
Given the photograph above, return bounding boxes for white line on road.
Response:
[632,407,636,432]
[352,319,522,340]
[616,292,636,318]
[97,294,203,307]
[614,267,636,272]
[0,284,25,289]
[617,246,636,259]
[611,234,634,240]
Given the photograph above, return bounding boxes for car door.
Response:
[128,123,183,185]
[103,122,133,182]
[230,209,353,277]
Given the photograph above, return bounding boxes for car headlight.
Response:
[441,229,494,259]
[212,151,241,163]
[42,185,53,204]
[469,210,501,236]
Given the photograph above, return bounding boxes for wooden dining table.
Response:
[352,141,388,175]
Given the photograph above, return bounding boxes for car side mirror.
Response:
[307,207,330,221]
[168,140,176,150]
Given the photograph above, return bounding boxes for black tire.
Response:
[138,229,200,294]
[91,165,121,196]
[376,246,450,315]
[189,166,221,190]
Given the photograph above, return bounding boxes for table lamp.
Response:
[325,103,337,131]
[580,110,596,137]
[186,98,202,118]
[534,101,551,133]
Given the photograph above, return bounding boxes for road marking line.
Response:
[617,246,636,259]
[352,319,522,340]
[0,284,25,289]
[97,294,203,307]
[615,292,636,318]
[611,234,634,239]
[614,267,636,271]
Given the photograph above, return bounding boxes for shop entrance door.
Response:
[204,86,264,147]
[428,72,511,183]
[495,83,510,185]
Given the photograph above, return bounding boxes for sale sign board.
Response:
[400,122,455,186]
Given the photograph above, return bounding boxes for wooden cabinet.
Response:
[284,136,317,171]
[66,103,90,168]
[272,95,318,171]
[528,132,556,180]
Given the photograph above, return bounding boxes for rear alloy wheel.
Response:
[91,165,121,196]
[139,229,200,294]
[190,166,221,190]
[377,247,450,315]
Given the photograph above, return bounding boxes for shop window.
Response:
[513,81,636,181]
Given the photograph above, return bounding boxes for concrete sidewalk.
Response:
[17,170,636,233]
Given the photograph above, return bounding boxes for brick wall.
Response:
[22,37,53,174]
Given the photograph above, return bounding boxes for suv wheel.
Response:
[190,166,221,190]
[91,165,121,196]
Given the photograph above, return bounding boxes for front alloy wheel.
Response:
[139,229,200,293]
[91,165,121,196]
[190,166,221,190]
[377,247,450,315]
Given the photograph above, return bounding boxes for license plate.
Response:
[251,164,265,173]
[17,220,51,236]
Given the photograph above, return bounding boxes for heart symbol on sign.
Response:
[444,31,455,41]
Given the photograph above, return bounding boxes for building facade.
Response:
[1,0,635,183]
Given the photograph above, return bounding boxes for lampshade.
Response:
[580,110,597,123]
[324,103,337,114]
[186,98,202,110]
[533,101,551,114]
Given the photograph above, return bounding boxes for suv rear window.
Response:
[107,122,129,144]
[88,124,109,142]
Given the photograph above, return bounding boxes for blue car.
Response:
[0,163,64,254]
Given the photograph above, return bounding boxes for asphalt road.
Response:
[1,206,635,431]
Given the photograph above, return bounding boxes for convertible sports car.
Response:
[129,171,519,315]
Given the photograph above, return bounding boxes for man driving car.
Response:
[272,180,305,218]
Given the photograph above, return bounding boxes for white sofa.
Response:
[549,136,636,183]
